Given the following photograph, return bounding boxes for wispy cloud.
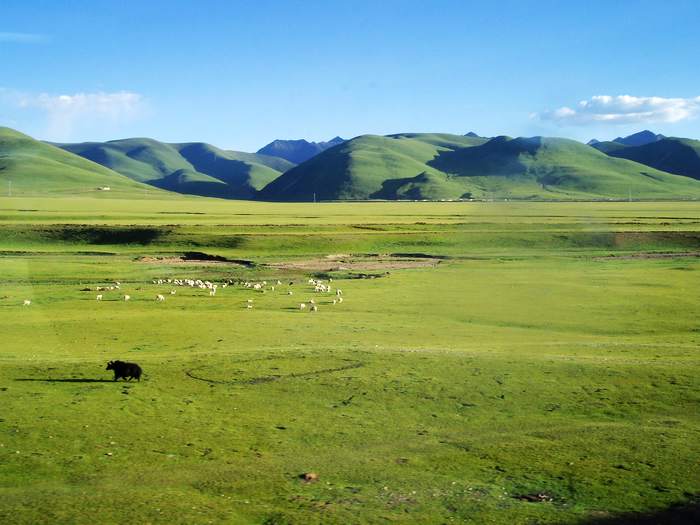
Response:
[536,95,700,126]
[0,32,48,44]
[10,90,147,140]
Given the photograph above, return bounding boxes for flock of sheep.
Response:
[21,276,344,312]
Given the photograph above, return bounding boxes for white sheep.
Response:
[246,304,253,309]
[338,297,343,303]
[23,299,31,306]
[310,304,318,312]
[300,303,306,310]
[96,294,103,301]
[156,294,165,302]
[336,289,343,296]
[288,291,293,295]
[170,290,176,295]
[124,295,131,301]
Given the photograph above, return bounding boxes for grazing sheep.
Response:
[106,360,142,381]
[332,299,337,305]
[156,294,165,302]
[170,290,176,295]
[22,299,31,306]
[246,304,253,309]
[338,297,343,303]
[310,304,318,312]
[300,303,306,310]
[96,294,103,301]
[124,295,131,301]
[288,291,293,295]
[336,289,343,296]
[276,280,282,285]
[309,299,315,304]
[209,290,216,296]
[247,299,253,303]
[270,286,275,292]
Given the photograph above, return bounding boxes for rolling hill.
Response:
[58,139,295,199]
[258,133,489,201]
[592,137,700,181]
[259,133,700,201]
[257,136,345,164]
[0,127,160,197]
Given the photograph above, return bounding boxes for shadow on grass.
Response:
[577,497,700,524]
[15,378,117,383]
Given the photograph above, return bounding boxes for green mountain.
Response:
[58,138,295,199]
[258,133,488,201]
[259,133,700,201]
[593,137,700,181]
[0,127,159,197]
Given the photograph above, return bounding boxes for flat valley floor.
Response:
[0,198,698,524]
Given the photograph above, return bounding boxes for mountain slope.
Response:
[429,136,700,198]
[598,137,700,181]
[59,138,294,199]
[0,127,159,197]
[259,133,700,201]
[257,137,345,164]
[258,133,486,201]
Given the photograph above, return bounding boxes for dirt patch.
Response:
[268,254,442,271]
[595,252,700,260]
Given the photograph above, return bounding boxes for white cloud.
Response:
[13,91,146,140]
[0,32,47,43]
[538,95,700,126]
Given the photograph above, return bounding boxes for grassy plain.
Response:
[0,197,698,524]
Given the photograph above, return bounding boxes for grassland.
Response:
[0,197,699,524]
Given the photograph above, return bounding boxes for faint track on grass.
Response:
[185,360,364,385]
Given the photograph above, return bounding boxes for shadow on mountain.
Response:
[428,136,529,177]
[371,172,433,199]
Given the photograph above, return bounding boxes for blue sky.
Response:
[1,0,699,151]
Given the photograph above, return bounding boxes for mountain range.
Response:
[1,126,699,201]
[260,133,700,201]
[57,138,294,199]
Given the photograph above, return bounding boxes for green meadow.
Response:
[0,197,699,524]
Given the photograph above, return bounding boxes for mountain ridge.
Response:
[256,136,345,164]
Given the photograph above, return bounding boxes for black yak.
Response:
[106,360,142,381]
